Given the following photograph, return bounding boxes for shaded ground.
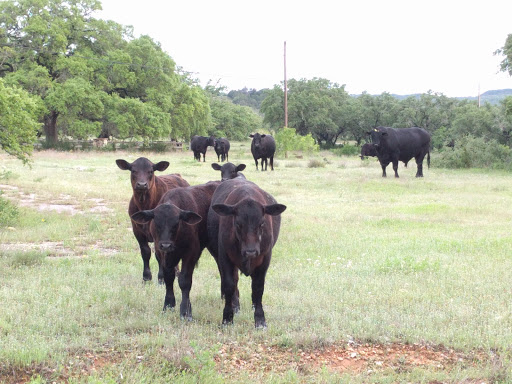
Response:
[0,342,494,383]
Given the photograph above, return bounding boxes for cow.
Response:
[250,133,276,171]
[214,138,230,162]
[131,181,220,320]
[369,126,431,178]
[211,162,246,181]
[190,135,215,162]
[116,157,190,282]
[207,178,286,328]
[360,143,378,160]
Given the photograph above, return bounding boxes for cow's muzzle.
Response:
[159,242,175,253]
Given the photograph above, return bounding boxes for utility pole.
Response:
[284,41,288,127]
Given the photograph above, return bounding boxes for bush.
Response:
[0,194,19,227]
[436,135,512,170]
[331,144,360,157]
[275,127,318,158]
[308,159,326,168]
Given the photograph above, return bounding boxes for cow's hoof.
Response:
[158,278,165,285]
[255,321,267,330]
[163,304,175,312]
[180,315,193,322]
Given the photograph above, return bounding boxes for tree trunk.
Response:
[44,110,59,146]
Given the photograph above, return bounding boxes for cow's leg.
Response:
[226,152,229,162]
[262,158,267,171]
[202,152,206,162]
[251,267,268,329]
[178,252,198,321]
[154,251,165,284]
[416,157,424,177]
[162,259,176,311]
[380,163,387,178]
[254,158,259,170]
[393,160,399,178]
[220,252,236,325]
[135,234,152,281]
[232,267,240,313]
[269,156,274,171]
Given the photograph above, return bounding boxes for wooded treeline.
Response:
[1,0,512,168]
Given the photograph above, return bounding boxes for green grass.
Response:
[0,145,511,383]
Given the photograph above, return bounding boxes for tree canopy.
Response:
[0,0,210,145]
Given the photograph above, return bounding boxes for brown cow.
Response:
[132,181,220,320]
[207,178,286,328]
[116,157,189,282]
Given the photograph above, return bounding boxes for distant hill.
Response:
[383,89,512,105]
[457,89,512,105]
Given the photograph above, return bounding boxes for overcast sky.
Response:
[97,0,512,97]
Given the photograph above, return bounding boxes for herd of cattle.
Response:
[115,127,431,328]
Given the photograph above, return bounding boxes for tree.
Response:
[496,33,512,76]
[209,95,262,140]
[0,0,210,144]
[0,79,41,163]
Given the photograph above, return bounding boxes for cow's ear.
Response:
[382,132,388,136]
[261,134,266,138]
[366,131,372,135]
[211,163,221,171]
[249,134,254,138]
[265,204,287,216]
[212,204,235,216]
[236,164,246,172]
[180,210,202,225]
[131,210,155,224]
[116,159,131,170]
[153,161,170,172]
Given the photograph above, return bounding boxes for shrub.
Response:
[276,127,318,158]
[308,159,326,168]
[436,135,512,170]
[0,194,19,227]
[331,144,360,157]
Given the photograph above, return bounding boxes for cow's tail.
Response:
[427,150,431,169]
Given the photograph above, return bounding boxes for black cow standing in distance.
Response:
[369,126,431,178]
[131,181,220,320]
[214,138,230,162]
[190,135,215,162]
[116,157,190,282]
[250,133,275,171]
[207,178,286,328]
[211,162,246,181]
[360,143,378,160]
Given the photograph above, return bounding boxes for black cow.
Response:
[214,138,230,162]
[211,162,246,181]
[250,133,275,171]
[207,178,286,328]
[360,143,378,160]
[190,135,215,162]
[369,126,431,178]
[131,181,220,320]
[116,157,190,282]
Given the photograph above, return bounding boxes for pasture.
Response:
[0,143,511,383]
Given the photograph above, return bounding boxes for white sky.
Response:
[97,0,512,97]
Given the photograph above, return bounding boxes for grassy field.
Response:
[0,142,511,383]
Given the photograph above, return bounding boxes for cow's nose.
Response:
[244,249,258,258]
[159,242,173,251]
[136,182,148,189]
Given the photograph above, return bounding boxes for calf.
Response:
[211,162,246,181]
[369,126,431,178]
[116,157,189,282]
[190,135,215,162]
[250,133,276,171]
[131,181,220,320]
[214,138,230,162]
[360,143,378,160]
[207,179,286,328]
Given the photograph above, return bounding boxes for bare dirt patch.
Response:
[1,241,119,258]
[215,341,490,380]
[0,185,113,216]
